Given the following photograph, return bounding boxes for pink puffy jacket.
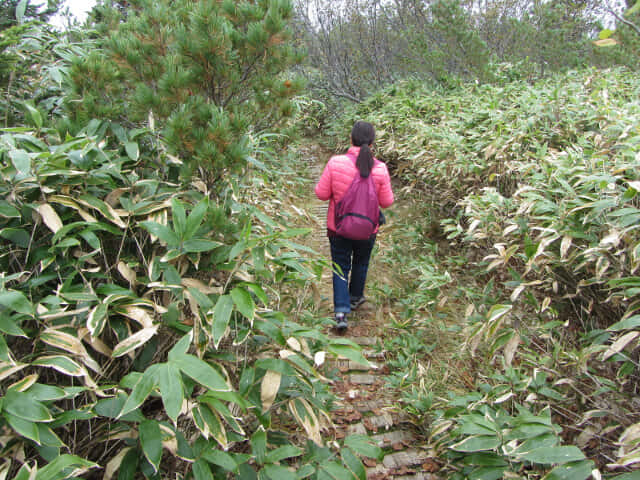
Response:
[315,146,394,233]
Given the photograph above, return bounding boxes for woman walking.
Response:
[315,121,394,330]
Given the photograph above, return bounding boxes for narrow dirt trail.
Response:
[298,143,441,480]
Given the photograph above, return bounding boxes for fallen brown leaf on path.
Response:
[363,458,377,467]
[363,418,376,432]
[422,458,441,472]
[368,474,389,480]
[392,466,416,475]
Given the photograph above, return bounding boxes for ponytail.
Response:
[356,144,374,178]
[351,121,376,178]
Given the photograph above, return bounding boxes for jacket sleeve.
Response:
[315,161,332,201]
[377,164,394,208]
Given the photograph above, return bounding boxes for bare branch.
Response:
[608,7,640,36]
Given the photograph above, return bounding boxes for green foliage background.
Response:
[0,0,640,478]
[325,66,640,478]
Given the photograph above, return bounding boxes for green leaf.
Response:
[0,228,30,248]
[518,446,585,465]
[187,287,214,311]
[468,466,507,480]
[140,221,179,246]
[450,435,501,453]
[212,294,234,349]
[171,198,187,237]
[157,363,184,423]
[341,447,366,480]
[254,358,296,376]
[229,240,246,261]
[251,427,267,465]
[37,424,64,447]
[263,464,297,480]
[117,448,139,480]
[9,149,31,175]
[35,454,98,480]
[344,435,381,459]
[27,384,67,402]
[231,287,255,321]
[458,414,500,435]
[193,405,227,449]
[3,390,52,422]
[87,303,108,337]
[16,0,27,23]
[0,201,20,218]
[608,315,640,332]
[192,459,214,480]
[610,472,640,480]
[200,449,238,472]
[462,453,509,467]
[32,355,85,377]
[119,369,157,417]
[543,460,594,480]
[5,413,40,443]
[265,445,303,464]
[183,239,222,253]
[139,419,162,472]
[320,462,355,480]
[125,141,139,161]
[24,103,43,129]
[327,342,372,369]
[170,353,230,391]
[0,290,33,315]
[168,332,193,361]
[95,394,127,418]
[185,199,208,238]
[246,283,268,305]
[0,314,26,337]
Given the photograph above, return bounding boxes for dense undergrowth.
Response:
[323,67,640,479]
[0,22,379,480]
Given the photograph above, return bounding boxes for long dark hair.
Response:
[351,121,375,178]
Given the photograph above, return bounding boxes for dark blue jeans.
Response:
[329,234,376,314]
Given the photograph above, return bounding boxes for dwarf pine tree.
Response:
[69,0,303,186]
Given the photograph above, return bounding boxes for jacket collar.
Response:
[347,146,360,157]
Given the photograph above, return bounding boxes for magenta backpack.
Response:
[334,154,380,240]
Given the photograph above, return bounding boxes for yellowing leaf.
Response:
[32,355,86,377]
[286,337,301,352]
[503,332,520,367]
[117,262,137,286]
[510,285,526,302]
[41,329,85,356]
[119,306,154,329]
[314,351,326,367]
[112,326,158,358]
[104,447,133,480]
[37,203,63,233]
[560,235,572,259]
[260,370,281,412]
[288,398,322,445]
[487,304,512,324]
[0,362,27,382]
[602,331,639,361]
[181,278,223,295]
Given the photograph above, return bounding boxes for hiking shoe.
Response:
[350,296,366,310]
[335,313,348,330]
